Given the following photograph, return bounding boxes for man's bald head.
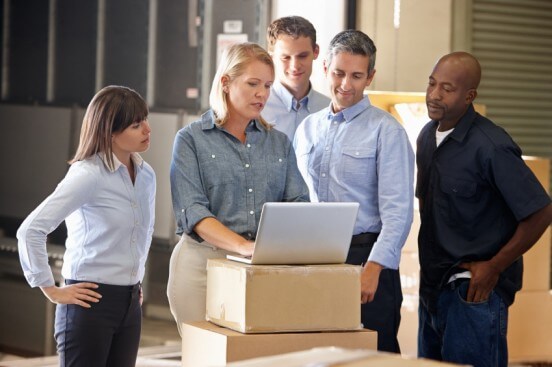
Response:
[435,52,481,90]
[426,52,482,129]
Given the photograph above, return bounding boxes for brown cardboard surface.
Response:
[206,259,362,333]
[225,347,469,367]
[508,290,552,361]
[521,157,551,291]
[181,322,377,367]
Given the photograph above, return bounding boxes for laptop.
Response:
[226,202,359,265]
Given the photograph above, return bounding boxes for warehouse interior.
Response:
[0,0,551,365]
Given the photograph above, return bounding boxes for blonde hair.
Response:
[209,42,274,128]
[69,85,148,170]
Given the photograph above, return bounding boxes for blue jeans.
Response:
[418,280,508,367]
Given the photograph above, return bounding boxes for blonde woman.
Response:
[17,86,155,367]
[167,43,309,332]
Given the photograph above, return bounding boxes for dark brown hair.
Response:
[69,85,148,170]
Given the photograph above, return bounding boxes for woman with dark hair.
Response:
[17,85,156,367]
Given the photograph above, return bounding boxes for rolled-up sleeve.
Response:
[170,128,214,238]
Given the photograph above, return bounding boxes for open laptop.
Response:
[226,202,359,265]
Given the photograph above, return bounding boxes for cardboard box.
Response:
[398,292,419,357]
[206,259,362,333]
[181,322,377,367]
[225,347,469,366]
[521,157,551,291]
[508,290,552,361]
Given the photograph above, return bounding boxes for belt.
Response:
[350,232,379,247]
[66,279,141,292]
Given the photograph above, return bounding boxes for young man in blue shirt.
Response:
[263,16,330,141]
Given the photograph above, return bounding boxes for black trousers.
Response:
[346,233,403,353]
[54,280,142,367]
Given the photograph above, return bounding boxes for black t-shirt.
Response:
[415,104,551,311]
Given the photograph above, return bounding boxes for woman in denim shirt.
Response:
[167,43,309,332]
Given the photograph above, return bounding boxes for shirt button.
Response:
[132,238,136,243]
[322,173,326,177]
[248,188,253,192]
[249,210,254,215]
[211,154,216,158]
[325,147,329,151]
[245,164,250,168]
[181,209,185,213]
[355,152,360,156]
[247,144,251,148]
[278,158,282,162]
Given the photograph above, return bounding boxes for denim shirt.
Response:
[170,110,309,242]
[294,97,414,269]
[262,80,330,141]
[17,153,156,287]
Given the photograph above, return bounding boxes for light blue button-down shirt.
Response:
[170,110,309,242]
[262,80,330,141]
[294,97,414,269]
[17,153,156,287]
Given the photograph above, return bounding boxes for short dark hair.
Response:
[267,16,317,52]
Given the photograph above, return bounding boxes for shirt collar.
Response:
[327,97,371,123]
[99,152,144,173]
[272,80,315,112]
[201,109,263,132]
[446,104,477,143]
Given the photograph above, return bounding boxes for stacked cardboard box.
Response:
[205,259,362,333]
[507,158,552,362]
[180,259,375,366]
[225,347,469,366]
[181,322,377,367]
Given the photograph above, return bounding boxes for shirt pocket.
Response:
[197,152,235,190]
[439,175,480,227]
[341,147,377,184]
[439,176,477,199]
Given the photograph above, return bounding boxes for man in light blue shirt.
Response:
[263,16,330,141]
[294,30,414,353]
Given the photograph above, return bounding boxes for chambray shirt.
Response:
[294,97,414,269]
[262,80,330,141]
[17,153,156,287]
[170,110,309,242]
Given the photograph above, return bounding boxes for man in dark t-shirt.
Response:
[415,51,552,367]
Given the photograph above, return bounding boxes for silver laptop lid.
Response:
[228,202,359,265]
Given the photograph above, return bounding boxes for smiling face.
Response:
[112,119,151,160]
[224,59,274,124]
[272,35,319,99]
[324,52,374,113]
